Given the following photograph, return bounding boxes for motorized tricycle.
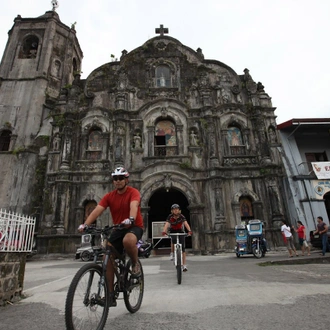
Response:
[235,219,267,258]
[75,233,97,261]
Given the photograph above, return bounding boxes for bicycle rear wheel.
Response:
[65,263,109,330]
[123,258,144,313]
[176,247,182,284]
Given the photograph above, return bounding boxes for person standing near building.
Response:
[292,220,311,256]
[162,204,192,272]
[313,216,330,256]
[281,220,298,257]
[78,166,144,306]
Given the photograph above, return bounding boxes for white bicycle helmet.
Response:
[111,167,129,178]
[171,204,180,210]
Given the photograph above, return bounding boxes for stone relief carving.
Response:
[243,68,257,94]
[268,127,277,143]
[52,134,61,151]
[133,134,142,149]
[221,87,231,103]
[190,130,198,146]
[160,107,168,117]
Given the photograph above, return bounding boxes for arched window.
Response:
[155,65,171,87]
[84,200,97,222]
[227,126,245,155]
[20,36,39,59]
[154,120,177,156]
[0,130,11,151]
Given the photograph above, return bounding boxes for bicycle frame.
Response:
[65,224,144,330]
[168,232,186,284]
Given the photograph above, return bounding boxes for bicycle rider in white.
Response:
[162,204,192,272]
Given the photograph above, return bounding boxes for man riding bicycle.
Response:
[78,166,144,306]
[162,204,192,272]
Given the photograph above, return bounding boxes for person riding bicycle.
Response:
[78,166,144,306]
[162,204,192,272]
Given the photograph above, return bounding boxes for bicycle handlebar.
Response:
[84,224,123,235]
[167,233,188,236]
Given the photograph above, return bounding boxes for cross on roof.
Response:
[155,24,169,36]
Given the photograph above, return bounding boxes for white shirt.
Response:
[281,224,292,238]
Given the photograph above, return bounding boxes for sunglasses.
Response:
[113,176,126,181]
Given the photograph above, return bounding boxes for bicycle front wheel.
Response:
[123,258,144,313]
[65,263,109,330]
[176,247,182,285]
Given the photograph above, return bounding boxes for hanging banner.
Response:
[313,180,330,199]
[311,162,330,179]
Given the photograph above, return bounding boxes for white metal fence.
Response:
[0,209,36,252]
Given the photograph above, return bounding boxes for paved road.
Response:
[1,250,330,329]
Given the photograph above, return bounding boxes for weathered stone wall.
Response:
[36,234,81,254]
[0,253,26,306]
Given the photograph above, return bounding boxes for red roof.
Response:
[277,118,330,130]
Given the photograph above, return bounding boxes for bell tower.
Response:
[0,4,83,215]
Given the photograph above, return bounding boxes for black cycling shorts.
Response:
[109,226,143,255]
[169,230,186,252]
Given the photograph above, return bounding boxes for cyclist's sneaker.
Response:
[182,265,188,272]
[99,294,117,307]
[109,293,117,307]
[170,252,174,261]
[131,263,141,278]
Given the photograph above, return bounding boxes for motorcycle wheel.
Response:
[81,250,91,262]
[252,246,262,259]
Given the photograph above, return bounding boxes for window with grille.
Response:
[154,120,177,156]
[227,126,245,156]
[305,152,328,173]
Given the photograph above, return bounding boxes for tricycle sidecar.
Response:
[234,224,248,257]
[75,234,98,261]
[235,220,267,258]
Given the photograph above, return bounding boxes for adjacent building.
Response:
[277,118,330,236]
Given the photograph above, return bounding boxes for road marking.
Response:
[24,275,73,292]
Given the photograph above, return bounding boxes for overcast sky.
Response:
[0,0,329,124]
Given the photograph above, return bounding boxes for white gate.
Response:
[0,209,36,252]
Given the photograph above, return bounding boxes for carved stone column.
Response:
[176,124,184,155]
[213,180,226,231]
[60,127,72,170]
[147,126,154,157]
[188,204,205,255]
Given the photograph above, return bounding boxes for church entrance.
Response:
[147,188,192,251]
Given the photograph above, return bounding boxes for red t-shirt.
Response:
[166,214,187,231]
[297,225,305,239]
[99,186,144,228]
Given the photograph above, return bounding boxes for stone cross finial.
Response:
[155,24,169,36]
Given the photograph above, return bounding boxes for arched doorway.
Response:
[148,188,191,250]
[324,191,330,222]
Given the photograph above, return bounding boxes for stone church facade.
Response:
[0,9,287,254]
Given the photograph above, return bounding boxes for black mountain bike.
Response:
[65,224,144,330]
